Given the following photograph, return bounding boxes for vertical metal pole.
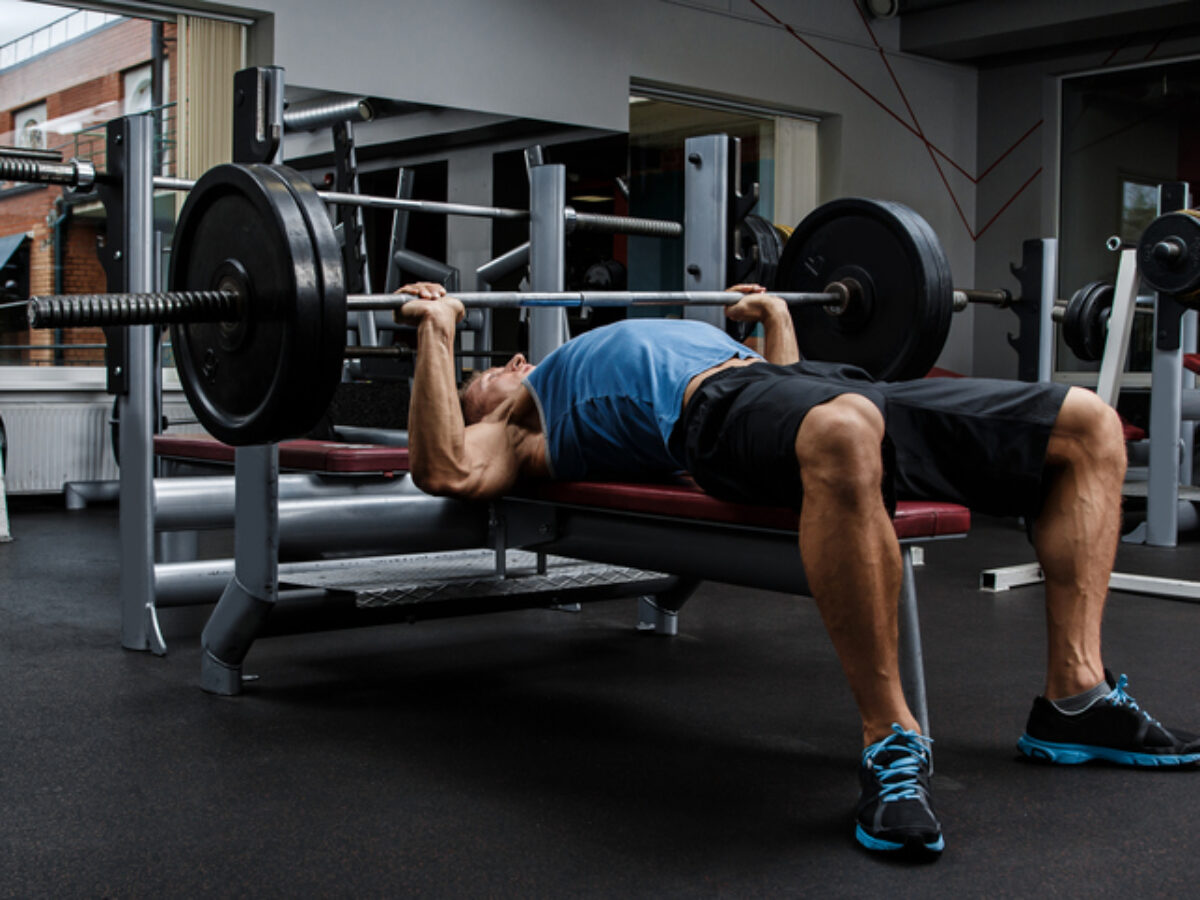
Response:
[898,547,930,740]
[198,444,279,694]
[0,443,11,543]
[683,135,729,329]
[1181,309,1196,486]
[117,114,161,652]
[1037,239,1057,383]
[1096,249,1140,408]
[528,164,567,363]
[1143,183,1192,547]
[334,119,378,348]
[199,68,286,692]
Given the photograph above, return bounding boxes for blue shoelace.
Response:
[862,724,934,802]
[1105,674,1165,728]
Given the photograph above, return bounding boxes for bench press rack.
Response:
[76,68,972,741]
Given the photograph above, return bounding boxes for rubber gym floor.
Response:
[2,494,1198,897]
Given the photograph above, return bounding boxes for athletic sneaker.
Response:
[1018,671,1200,767]
[855,724,944,857]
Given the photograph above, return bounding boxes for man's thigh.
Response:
[682,361,888,508]
[881,377,1069,517]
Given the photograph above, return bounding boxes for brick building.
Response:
[0,13,176,365]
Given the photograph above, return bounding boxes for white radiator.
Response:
[0,400,201,494]
[1,366,202,495]
[0,402,118,493]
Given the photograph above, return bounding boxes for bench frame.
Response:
[149,435,967,739]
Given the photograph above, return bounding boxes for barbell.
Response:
[26,163,990,445]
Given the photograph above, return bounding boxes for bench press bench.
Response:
[153,434,970,732]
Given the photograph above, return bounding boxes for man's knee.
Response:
[1048,387,1126,480]
[796,394,886,492]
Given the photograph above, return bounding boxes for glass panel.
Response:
[0,16,179,368]
[627,96,775,296]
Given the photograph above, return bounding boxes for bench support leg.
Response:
[898,546,930,739]
[200,445,279,695]
[637,579,700,636]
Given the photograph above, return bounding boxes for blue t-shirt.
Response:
[523,318,761,479]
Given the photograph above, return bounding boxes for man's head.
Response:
[460,353,535,424]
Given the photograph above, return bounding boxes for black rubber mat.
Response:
[2,496,1198,895]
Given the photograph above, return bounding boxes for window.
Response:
[15,102,47,150]
[124,64,153,115]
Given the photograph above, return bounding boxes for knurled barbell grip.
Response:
[27,290,239,329]
[345,289,843,310]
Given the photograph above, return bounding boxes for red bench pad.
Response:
[154,435,969,538]
[515,480,970,540]
[153,435,411,475]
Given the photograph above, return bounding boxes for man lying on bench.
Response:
[397,280,1200,859]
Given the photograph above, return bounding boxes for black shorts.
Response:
[672,360,1069,519]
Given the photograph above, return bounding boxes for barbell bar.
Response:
[155,178,685,239]
[2,150,684,239]
[28,286,852,330]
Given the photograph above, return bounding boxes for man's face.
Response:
[466,353,535,420]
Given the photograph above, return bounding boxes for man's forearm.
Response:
[759,301,801,365]
[407,316,471,492]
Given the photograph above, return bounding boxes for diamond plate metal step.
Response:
[278,549,670,609]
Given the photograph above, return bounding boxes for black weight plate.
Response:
[739,214,784,289]
[170,163,324,445]
[776,198,953,381]
[258,164,346,437]
[728,214,786,342]
[1138,209,1200,302]
[1062,280,1112,362]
